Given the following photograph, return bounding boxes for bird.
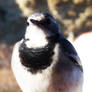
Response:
[11,12,83,92]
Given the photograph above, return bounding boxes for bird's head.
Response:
[24,12,61,48]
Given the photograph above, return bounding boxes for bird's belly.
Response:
[12,60,83,92]
[11,43,83,92]
[12,58,51,92]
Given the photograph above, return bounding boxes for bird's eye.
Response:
[27,22,29,26]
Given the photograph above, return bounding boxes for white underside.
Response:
[11,41,83,92]
[11,42,59,92]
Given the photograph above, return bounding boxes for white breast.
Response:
[11,42,59,92]
[11,40,83,92]
[25,25,48,48]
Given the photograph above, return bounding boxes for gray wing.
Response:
[60,38,82,70]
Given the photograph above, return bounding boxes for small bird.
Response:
[11,12,83,92]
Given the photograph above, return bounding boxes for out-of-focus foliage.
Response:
[0,0,92,44]
[47,0,92,36]
[0,0,92,92]
[15,0,92,36]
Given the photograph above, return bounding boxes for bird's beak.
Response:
[30,19,44,26]
[30,19,39,25]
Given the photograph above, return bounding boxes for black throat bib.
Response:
[19,39,57,74]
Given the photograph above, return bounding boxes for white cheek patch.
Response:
[25,25,48,48]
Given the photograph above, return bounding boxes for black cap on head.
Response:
[29,13,60,37]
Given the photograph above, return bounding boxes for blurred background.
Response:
[0,0,92,92]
